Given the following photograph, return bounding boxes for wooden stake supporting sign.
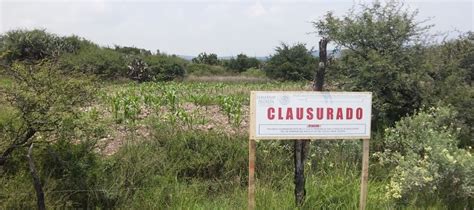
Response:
[359,138,370,210]
[248,91,372,210]
[248,139,256,210]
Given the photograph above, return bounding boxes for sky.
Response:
[1,0,473,56]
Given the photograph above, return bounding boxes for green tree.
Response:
[0,61,95,167]
[143,54,186,81]
[420,33,474,146]
[192,52,220,65]
[223,53,261,73]
[313,0,432,127]
[114,45,151,56]
[59,45,128,78]
[0,29,90,63]
[264,43,316,81]
[376,107,473,207]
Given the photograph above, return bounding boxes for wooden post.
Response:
[27,143,46,210]
[248,139,256,210]
[294,140,306,206]
[359,139,369,210]
[293,37,330,206]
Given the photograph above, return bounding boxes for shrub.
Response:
[40,139,103,208]
[60,45,128,78]
[223,53,261,72]
[375,106,473,208]
[0,29,90,63]
[126,56,151,82]
[192,52,220,65]
[186,63,228,76]
[264,43,317,81]
[114,45,151,56]
[420,33,474,147]
[156,63,185,81]
[241,67,266,78]
[313,1,431,128]
[143,55,186,81]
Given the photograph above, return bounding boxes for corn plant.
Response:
[111,95,122,123]
[109,91,142,124]
[189,93,214,110]
[163,87,179,112]
[175,108,194,130]
[122,94,141,123]
[218,95,244,128]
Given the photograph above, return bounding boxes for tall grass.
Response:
[0,81,455,209]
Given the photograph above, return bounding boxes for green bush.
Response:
[264,43,317,81]
[155,63,185,81]
[314,1,430,128]
[143,55,186,81]
[0,29,90,63]
[39,140,104,208]
[192,52,220,65]
[375,106,473,208]
[241,67,267,78]
[60,45,128,77]
[186,63,228,76]
[222,53,261,72]
[420,33,474,147]
[126,56,151,82]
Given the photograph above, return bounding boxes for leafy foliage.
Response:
[143,55,186,81]
[0,29,92,63]
[114,45,151,56]
[264,43,317,81]
[60,45,128,77]
[1,61,94,134]
[420,33,474,146]
[186,63,227,76]
[222,53,261,72]
[314,0,432,127]
[192,52,220,65]
[241,67,267,78]
[375,107,473,207]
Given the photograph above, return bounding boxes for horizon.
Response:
[1,0,473,57]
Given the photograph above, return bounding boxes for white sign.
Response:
[250,91,372,140]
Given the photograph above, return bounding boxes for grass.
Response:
[0,80,457,209]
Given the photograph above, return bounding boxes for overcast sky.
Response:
[1,0,473,56]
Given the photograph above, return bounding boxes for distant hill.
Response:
[176,55,195,61]
[177,49,339,62]
[177,55,269,61]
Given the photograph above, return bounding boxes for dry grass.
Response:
[185,75,271,83]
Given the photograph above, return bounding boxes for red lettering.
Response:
[356,108,363,120]
[316,108,324,120]
[296,108,303,120]
[336,108,343,120]
[267,107,275,120]
[278,108,283,120]
[286,107,293,120]
[346,108,353,119]
[327,108,333,120]
[306,108,314,120]
[268,107,363,121]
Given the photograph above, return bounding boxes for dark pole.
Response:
[314,38,329,92]
[294,37,329,207]
[294,140,306,206]
[27,143,46,210]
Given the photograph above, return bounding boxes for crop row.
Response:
[101,82,307,127]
